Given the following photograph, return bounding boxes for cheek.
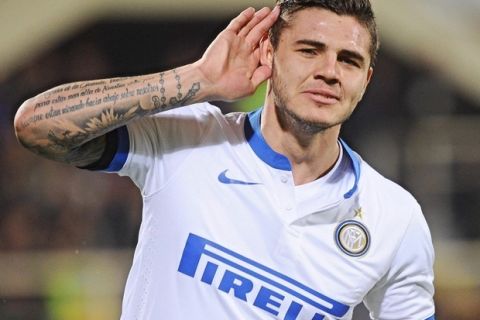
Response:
[345,75,368,102]
[275,53,312,82]
[273,64,301,94]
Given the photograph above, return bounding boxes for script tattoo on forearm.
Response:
[22,83,151,129]
[27,70,202,126]
[21,69,203,164]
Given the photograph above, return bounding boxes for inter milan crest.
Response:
[335,220,370,257]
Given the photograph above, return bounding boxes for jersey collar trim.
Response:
[339,139,360,199]
[244,107,291,171]
[245,108,361,199]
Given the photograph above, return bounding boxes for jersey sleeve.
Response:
[85,103,218,195]
[363,204,435,320]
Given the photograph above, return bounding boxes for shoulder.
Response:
[356,156,433,263]
[358,158,421,215]
[359,160,424,237]
[357,158,435,318]
[150,102,223,124]
[127,102,227,143]
[150,103,248,133]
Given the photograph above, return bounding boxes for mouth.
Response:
[302,89,340,105]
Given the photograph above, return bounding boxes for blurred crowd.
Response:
[0,41,141,253]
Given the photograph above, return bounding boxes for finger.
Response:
[226,7,255,33]
[238,7,271,38]
[245,6,280,47]
[251,65,272,89]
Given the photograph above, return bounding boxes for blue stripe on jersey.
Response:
[245,108,291,171]
[105,125,129,172]
[425,315,435,320]
[245,108,361,198]
[339,139,361,199]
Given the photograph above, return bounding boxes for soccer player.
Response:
[14,0,435,319]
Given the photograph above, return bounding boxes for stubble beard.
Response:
[270,60,351,137]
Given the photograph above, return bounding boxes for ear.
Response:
[366,67,373,84]
[361,67,373,95]
[260,35,274,68]
[357,67,373,101]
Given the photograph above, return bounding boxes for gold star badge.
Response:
[354,207,364,220]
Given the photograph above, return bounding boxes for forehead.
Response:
[281,8,371,56]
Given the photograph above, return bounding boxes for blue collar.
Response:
[244,108,360,199]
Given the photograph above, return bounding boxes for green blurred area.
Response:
[235,82,267,112]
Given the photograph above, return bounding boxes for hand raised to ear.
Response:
[195,6,280,101]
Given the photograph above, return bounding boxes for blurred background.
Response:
[1,0,479,319]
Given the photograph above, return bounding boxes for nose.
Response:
[313,52,339,85]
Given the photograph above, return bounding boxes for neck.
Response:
[261,102,341,185]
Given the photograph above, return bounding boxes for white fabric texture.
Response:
[112,103,435,320]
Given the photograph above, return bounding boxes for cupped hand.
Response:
[195,6,280,101]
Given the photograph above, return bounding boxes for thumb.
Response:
[251,65,272,89]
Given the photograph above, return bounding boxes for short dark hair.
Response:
[269,0,380,66]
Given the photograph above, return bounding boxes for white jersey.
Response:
[102,103,435,320]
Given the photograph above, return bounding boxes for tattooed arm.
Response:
[14,68,204,166]
[14,7,279,167]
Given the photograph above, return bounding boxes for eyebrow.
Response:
[295,39,367,67]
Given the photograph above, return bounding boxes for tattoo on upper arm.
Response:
[68,135,107,167]
[34,105,142,164]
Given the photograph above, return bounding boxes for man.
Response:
[14,0,435,319]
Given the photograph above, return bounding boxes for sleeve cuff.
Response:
[105,125,129,172]
[79,125,129,172]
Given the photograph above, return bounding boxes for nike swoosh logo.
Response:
[218,169,260,185]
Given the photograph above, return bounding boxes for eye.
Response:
[298,48,317,56]
[339,57,360,68]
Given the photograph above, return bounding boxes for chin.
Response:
[296,109,337,125]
